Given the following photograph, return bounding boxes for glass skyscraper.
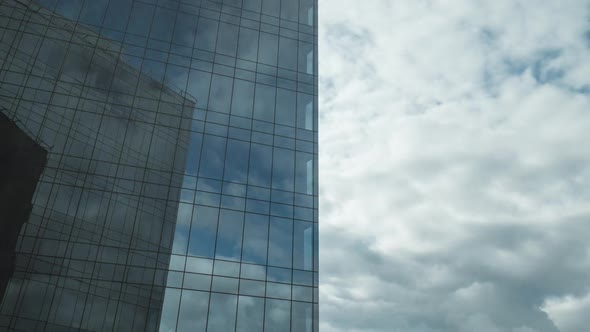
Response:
[0,0,318,330]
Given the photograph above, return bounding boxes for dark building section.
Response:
[0,0,194,330]
[0,112,47,303]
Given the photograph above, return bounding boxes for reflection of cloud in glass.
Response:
[185,256,213,274]
[248,143,273,187]
[177,290,209,331]
[188,205,218,258]
[215,209,244,261]
[267,282,291,299]
[242,213,269,265]
[240,279,265,297]
[265,299,291,331]
[208,293,237,331]
[224,139,250,183]
[173,12,198,48]
[237,295,265,332]
[241,263,267,281]
[199,135,227,180]
[159,288,181,332]
[267,266,291,283]
[231,79,255,117]
[268,217,293,268]
[272,147,295,191]
[214,259,240,277]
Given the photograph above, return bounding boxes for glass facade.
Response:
[0,0,318,330]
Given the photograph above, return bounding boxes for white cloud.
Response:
[319,0,590,331]
[542,293,590,332]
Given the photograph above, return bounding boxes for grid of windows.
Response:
[0,0,318,331]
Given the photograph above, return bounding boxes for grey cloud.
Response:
[543,293,590,332]
[319,1,590,331]
[322,217,590,331]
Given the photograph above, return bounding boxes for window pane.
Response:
[268,217,292,268]
[187,70,211,109]
[209,75,233,113]
[177,290,209,332]
[184,273,212,291]
[195,18,219,52]
[295,152,313,194]
[37,38,66,73]
[142,59,166,85]
[243,0,262,12]
[36,0,58,11]
[281,0,299,21]
[186,257,214,274]
[266,282,291,299]
[224,0,242,7]
[211,276,239,293]
[267,266,291,283]
[231,79,255,118]
[62,44,92,84]
[215,209,244,261]
[188,205,219,258]
[214,260,240,277]
[224,139,250,183]
[272,147,294,191]
[55,0,82,20]
[258,33,278,66]
[237,28,259,62]
[292,301,313,332]
[182,132,202,176]
[299,0,314,25]
[207,293,238,332]
[298,41,313,74]
[248,143,272,188]
[199,134,227,180]
[217,23,239,56]
[275,88,296,126]
[314,303,319,331]
[278,37,298,70]
[150,7,176,42]
[79,0,108,26]
[293,220,313,270]
[240,279,266,296]
[127,2,154,37]
[171,203,194,255]
[313,223,319,270]
[297,93,313,130]
[236,296,264,332]
[264,299,290,332]
[293,270,313,286]
[158,288,181,332]
[261,0,280,16]
[253,84,275,122]
[307,51,314,74]
[103,0,133,31]
[242,213,269,264]
[173,12,198,47]
[165,64,189,92]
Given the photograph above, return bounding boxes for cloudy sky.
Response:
[318,1,590,331]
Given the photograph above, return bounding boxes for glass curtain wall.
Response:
[0,0,318,331]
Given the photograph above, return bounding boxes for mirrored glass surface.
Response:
[0,0,318,329]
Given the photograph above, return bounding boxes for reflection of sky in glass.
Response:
[1,0,318,330]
